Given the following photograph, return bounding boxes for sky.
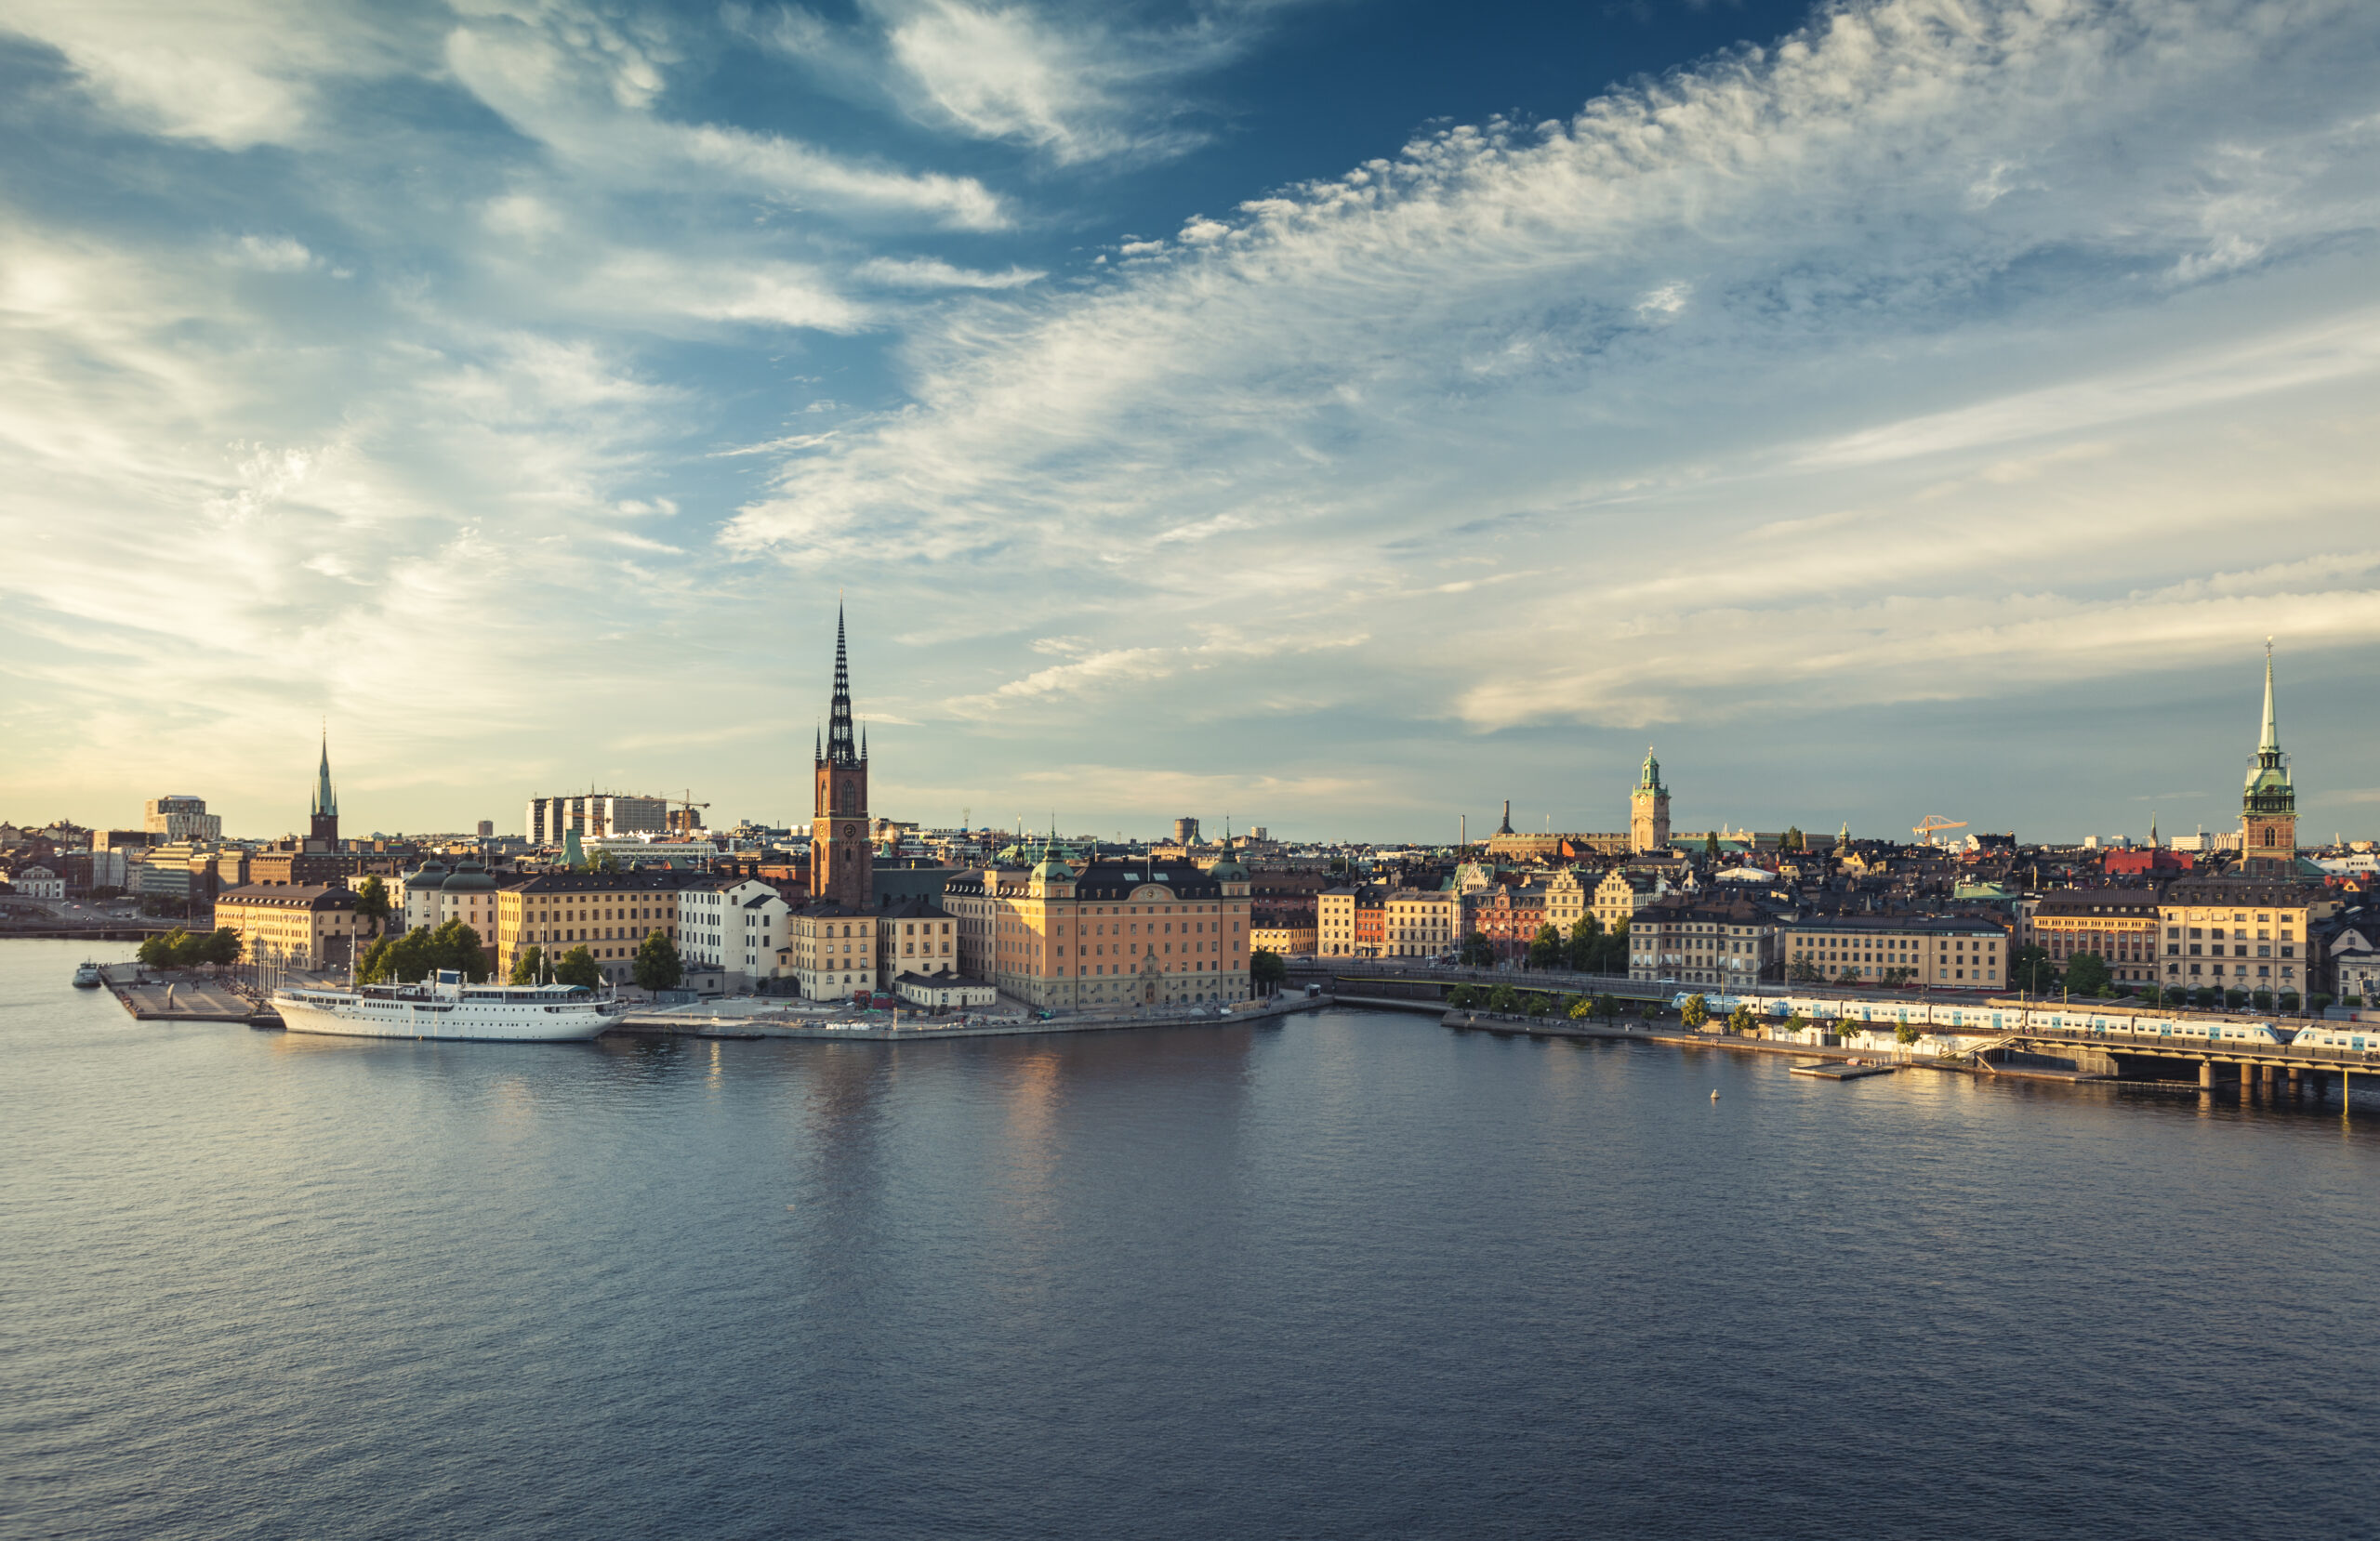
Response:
[1,0,2375,846]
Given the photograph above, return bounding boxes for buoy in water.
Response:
[1711,1089,1720,1100]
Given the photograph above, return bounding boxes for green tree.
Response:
[1448,984,1478,1008]
[1834,967,1863,987]
[1681,994,1709,1029]
[2342,994,2364,1010]
[1459,931,1496,968]
[1487,982,1518,1012]
[553,945,602,990]
[1789,956,1823,984]
[1895,1021,1922,1045]
[1599,993,1620,1026]
[1602,918,1630,974]
[592,850,623,874]
[2062,951,2113,997]
[430,919,488,981]
[1250,948,1289,993]
[2279,990,2301,1012]
[1726,1003,1756,1035]
[1704,831,1720,858]
[2251,989,2274,1013]
[1566,915,1604,973]
[1786,1010,1812,1036]
[2010,944,2058,994]
[2310,994,2334,1014]
[1782,825,1804,852]
[137,927,192,968]
[509,945,545,985]
[1567,994,1593,1020]
[2223,988,2248,1009]
[200,928,243,967]
[632,930,684,992]
[1525,992,1554,1017]
[1882,966,1918,988]
[1527,923,1565,970]
[2193,985,2221,1009]
[353,876,393,939]
[1834,1016,1861,1040]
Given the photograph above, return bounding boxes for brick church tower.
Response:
[2239,639,2297,878]
[811,607,873,908]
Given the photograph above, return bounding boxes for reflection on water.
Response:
[5,937,2376,1541]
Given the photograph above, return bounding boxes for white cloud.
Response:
[856,257,1044,289]
[723,0,2380,766]
[229,235,319,272]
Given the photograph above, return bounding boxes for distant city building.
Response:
[1780,916,2006,991]
[1630,748,1672,854]
[477,820,495,839]
[943,847,1250,1009]
[493,870,700,988]
[1173,816,1201,845]
[144,795,220,843]
[2156,878,2334,995]
[681,876,790,990]
[2025,890,2161,986]
[216,884,362,971]
[1636,900,1789,990]
[2239,642,2298,878]
[524,793,668,845]
[1382,889,1457,957]
[13,865,62,901]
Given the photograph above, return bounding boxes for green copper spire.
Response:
[2257,636,2280,755]
[311,731,337,817]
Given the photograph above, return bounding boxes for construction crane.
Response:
[1912,814,1969,847]
[646,789,709,837]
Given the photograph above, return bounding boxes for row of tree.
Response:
[355,924,688,994]
[137,926,243,968]
[1459,915,1633,973]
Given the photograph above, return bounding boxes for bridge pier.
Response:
[2200,1060,2215,1089]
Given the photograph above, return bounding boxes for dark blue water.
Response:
[7,938,2377,1539]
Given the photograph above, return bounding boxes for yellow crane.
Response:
[1912,814,1969,847]
[642,790,709,837]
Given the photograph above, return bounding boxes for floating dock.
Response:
[1790,1060,1898,1080]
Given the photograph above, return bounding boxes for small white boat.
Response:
[271,969,621,1043]
[73,960,103,989]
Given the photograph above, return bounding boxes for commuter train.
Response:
[1667,990,2296,1047]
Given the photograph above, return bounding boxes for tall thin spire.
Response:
[311,730,337,817]
[825,602,858,767]
[2257,636,2280,754]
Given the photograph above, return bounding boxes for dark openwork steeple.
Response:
[822,605,863,769]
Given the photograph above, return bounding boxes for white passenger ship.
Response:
[271,969,621,1043]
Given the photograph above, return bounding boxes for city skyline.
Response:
[3,0,2376,839]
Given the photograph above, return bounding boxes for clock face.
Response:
[843,823,856,838]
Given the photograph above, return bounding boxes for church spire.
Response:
[2257,636,2280,755]
[311,731,337,817]
[825,602,859,768]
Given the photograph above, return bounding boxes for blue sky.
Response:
[2,0,2375,845]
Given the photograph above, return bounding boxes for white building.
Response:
[12,865,63,901]
[681,878,791,990]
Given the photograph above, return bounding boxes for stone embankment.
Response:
[609,991,1332,1043]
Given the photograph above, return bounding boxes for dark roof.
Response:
[1787,915,2008,935]
[2158,878,2329,906]
[515,872,708,894]
[2033,889,2161,915]
[878,896,952,920]
[218,883,358,909]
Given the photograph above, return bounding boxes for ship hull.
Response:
[271,993,614,1043]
